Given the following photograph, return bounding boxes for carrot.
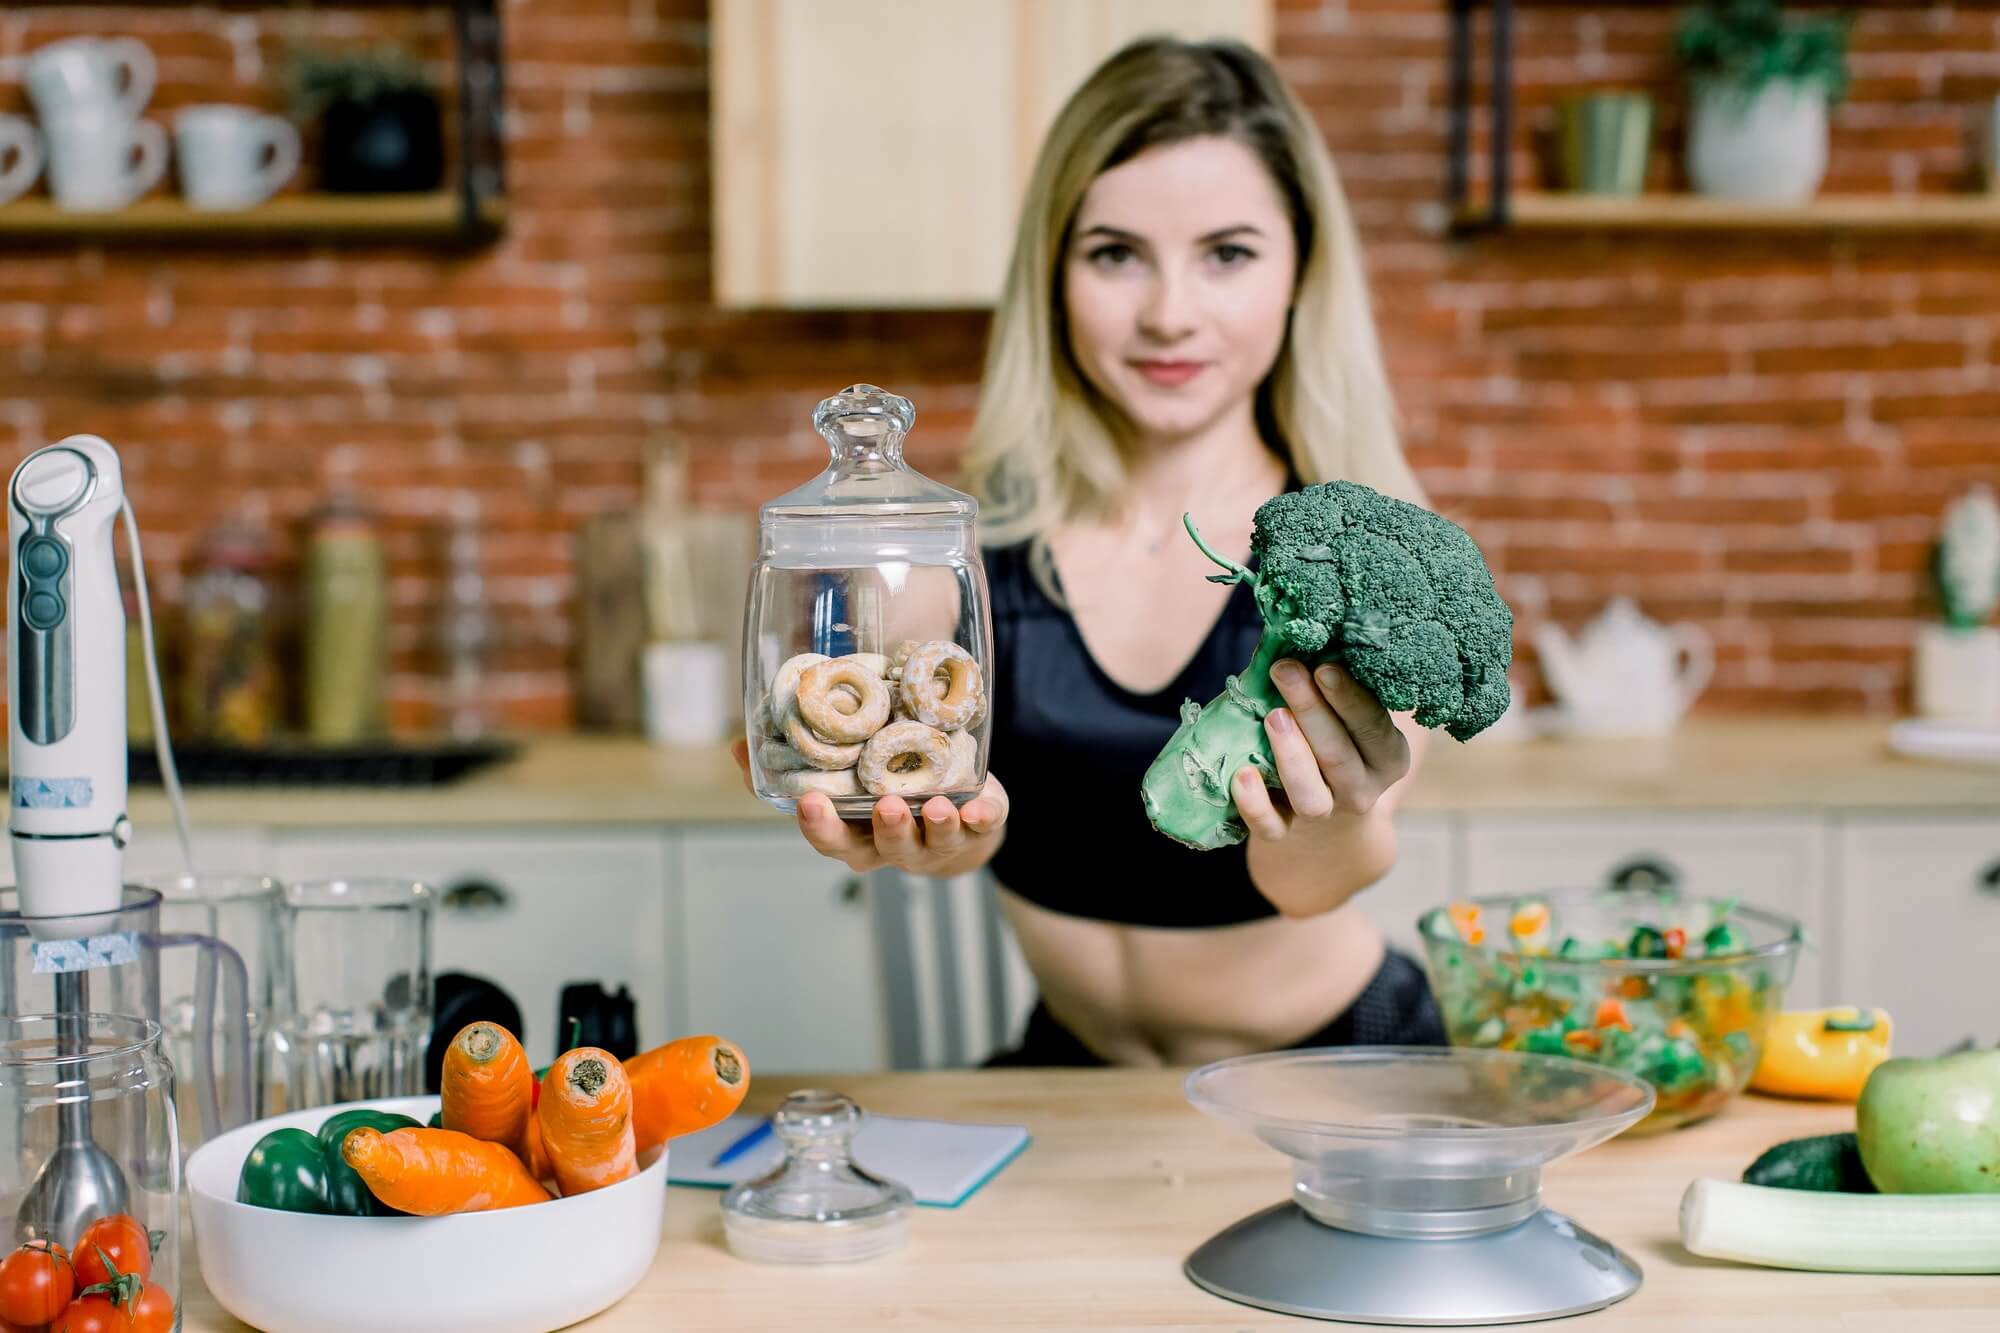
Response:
[440,1021,533,1157]
[626,1035,750,1151]
[522,1108,554,1184]
[537,1047,637,1196]
[340,1127,551,1214]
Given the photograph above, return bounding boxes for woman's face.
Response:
[1062,134,1299,447]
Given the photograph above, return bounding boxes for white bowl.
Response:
[187,1095,667,1333]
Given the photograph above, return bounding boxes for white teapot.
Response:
[1533,597,1714,738]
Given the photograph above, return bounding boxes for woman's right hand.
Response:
[730,738,1010,877]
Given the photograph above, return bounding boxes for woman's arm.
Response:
[1235,661,1428,919]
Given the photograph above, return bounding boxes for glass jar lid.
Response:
[720,1089,914,1264]
[759,385,975,568]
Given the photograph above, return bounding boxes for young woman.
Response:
[735,37,1445,1066]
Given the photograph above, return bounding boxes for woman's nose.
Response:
[1137,270,1198,342]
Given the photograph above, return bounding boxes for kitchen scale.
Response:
[1183,1047,1655,1326]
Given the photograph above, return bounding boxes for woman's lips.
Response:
[1130,359,1207,388]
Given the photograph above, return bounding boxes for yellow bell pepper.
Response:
[1750,1006,1893,1101]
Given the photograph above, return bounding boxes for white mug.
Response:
[642,640,731,746]
[24,36,156,123]
[173,105,300,210]
[43,111,167,213]
[0,116,43,206]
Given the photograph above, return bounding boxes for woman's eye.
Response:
[1211,243,1256,267]
[1085,243,1136,268]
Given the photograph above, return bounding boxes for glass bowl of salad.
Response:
[1417,888,1803,1133]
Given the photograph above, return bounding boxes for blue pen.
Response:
[710,1117,774,1168]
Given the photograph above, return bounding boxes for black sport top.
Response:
[981,535,1282,929]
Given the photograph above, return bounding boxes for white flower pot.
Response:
[1914,624,2000,725]
[1686,78,1829,203]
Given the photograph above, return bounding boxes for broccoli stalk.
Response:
[1138,518,1298,852]
[1141,481,1514,853]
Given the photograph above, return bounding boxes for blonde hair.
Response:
[959,37,1423,590]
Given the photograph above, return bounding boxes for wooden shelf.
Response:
[1457,192,2000,234]
[0,192,505,243]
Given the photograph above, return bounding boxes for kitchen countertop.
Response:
[177,1070,2000,1331]
[123,717,1998,830]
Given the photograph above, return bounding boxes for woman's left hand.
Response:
[1232,658,1411,847]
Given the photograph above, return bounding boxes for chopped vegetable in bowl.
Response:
[1418,888,1803,1132]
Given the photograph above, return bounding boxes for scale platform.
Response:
[1183,1047,1655,1326]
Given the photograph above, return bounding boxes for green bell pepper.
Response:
[237,1109,423,1215]
[237,1128,333,1213]
[317,1109,423,1216]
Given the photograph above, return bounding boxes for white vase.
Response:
[1913,624,2000,725]
[1686,78,1829,203]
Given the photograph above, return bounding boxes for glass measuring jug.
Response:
[0,885,252,1153]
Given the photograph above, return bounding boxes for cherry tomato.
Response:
[127,1280,174,1333]
[73,1216,150,1288]
[0,1239,74,1324]
[55,1293,130,1333]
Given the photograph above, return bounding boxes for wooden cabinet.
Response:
[711,0,1273,307]
[269,829,673,1066]
[1458,813,1830,1007]
[672,826,892,1074]
[1835,818,2000,1059]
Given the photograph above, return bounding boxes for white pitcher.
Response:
[1534,597,1714,738]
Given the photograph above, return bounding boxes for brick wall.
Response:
[1,0,1996,732]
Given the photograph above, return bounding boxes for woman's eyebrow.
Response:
[1198,224,1264,242]
[1076,224,1145,243]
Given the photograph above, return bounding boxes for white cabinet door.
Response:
[270,829,673,1066]
[1352,814,1458,959]
[1836,817,2000,1059]
[1460,814,1829,1005]
[674,827,888,1075]
[122,824,271,881]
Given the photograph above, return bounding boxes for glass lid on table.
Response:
[742,385,993,820]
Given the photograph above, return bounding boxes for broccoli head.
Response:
[1141,480,1514,851]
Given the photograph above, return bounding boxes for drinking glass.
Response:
[271,878,433,1112]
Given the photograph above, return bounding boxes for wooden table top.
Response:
[178,1069,2000,1330]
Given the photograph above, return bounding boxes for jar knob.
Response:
[813,384,915,461]
[770,1087,864,1153]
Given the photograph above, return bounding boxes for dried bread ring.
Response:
[843,651,892,678]
[783,703,865,770]
[942,727,979,790]
[797,659,892,743]
[769,652,830,726]
[778,767,859,798]
[756,738,811,773]
[898,641,984,731]
[858,721,953,797]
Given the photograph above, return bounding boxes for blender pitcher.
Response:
[0,886,252,1154]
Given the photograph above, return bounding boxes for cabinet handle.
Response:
[1606,857,1680,893]
[1979,861,2000,897]
[439,877,513,916]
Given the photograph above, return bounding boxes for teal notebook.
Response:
[667,1111,1030,1208]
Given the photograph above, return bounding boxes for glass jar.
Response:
[0,1015,182,1326]
[743,385,993,818]
[180,515,280,745]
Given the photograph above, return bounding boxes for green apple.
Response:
[1856,1049,2000,1193]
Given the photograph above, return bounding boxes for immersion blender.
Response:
[7,436,137,1244]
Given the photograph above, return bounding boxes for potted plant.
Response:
[1914,485,2000,725]
[284,43,445,194]
[1673,0,1851,203]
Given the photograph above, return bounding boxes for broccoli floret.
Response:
[1141,480,1515,851]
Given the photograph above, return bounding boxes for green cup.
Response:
[1558,92,1655,196]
